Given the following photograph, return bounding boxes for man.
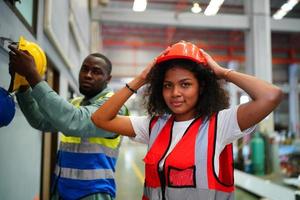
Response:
[8,45,127,200]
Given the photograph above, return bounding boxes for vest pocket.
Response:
[167,165,196,188]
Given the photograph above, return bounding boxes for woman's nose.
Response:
[171,86,181,97]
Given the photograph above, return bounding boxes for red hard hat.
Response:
[156,41,207,65]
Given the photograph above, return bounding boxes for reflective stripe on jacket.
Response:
[142,113,234,200]
[54,92,122,200]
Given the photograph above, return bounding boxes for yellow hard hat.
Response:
[12,36,47,91]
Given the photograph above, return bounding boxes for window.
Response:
[5,0,38,35]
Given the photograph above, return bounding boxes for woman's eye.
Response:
[181,82,191,88]
[163,83,172,89]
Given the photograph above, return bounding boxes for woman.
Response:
[91,41,283,200]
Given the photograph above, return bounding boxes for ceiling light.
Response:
[272,0,299,20]
[204,0,224,16]
[273,10,287,20]
[133,0,147,12]
[191,3,202,13]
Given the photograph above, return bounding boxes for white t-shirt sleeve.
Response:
[217,105,256,147]
[214,105,256,175]
[129,115,151,144]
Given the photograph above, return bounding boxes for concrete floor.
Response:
[115,138,260,200]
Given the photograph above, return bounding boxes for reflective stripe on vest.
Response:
[59,142,119,158]
[143,114,234,200]
[55,166,114,180]
[143,186,234,200]
[60,134,121,149]
[55,92,121,199]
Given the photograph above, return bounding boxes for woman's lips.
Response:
[170,101,183,107]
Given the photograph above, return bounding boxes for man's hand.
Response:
[8,44,42,87]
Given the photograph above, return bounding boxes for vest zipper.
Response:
[158,169,166,200]
[156,120,175,200]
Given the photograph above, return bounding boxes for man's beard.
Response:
[79,84,106,98]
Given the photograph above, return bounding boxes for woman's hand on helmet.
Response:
[139,58,157,82]
[201,49,228,79]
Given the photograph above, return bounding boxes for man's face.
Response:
[79,55,111,98]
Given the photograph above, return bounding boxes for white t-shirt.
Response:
[129,106,256,171]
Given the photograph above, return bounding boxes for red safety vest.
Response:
[142,113,234,200]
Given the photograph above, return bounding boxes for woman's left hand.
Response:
[201,49,228,79]
[139,58,157,82]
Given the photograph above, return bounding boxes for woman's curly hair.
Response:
[145,58,229,118]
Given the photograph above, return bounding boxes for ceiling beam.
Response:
[271,18,300,33]
[92,8,249,30]
[92,8,300,32]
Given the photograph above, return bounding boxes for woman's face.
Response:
[162,66,200,121]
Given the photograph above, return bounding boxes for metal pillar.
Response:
[244,0,280,174]
[227,61,239,107]
[289,64,300,138]
[244,0,274,134]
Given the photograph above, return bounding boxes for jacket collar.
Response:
[82,87,113,105]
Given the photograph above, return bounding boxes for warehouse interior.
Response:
[0,0,299,199]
